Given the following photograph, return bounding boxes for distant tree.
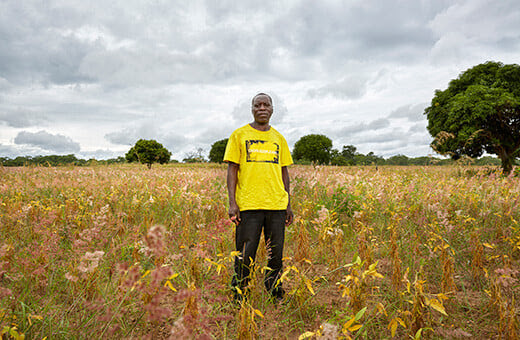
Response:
[386,154,410,166]
[126,139,171,169]
[341,145,357,165]
[330,149,348,165]
[208,138,228,163]
[425,61,520,174]
[183,148,206,163]
[293,134,333,165]
[353,151,384,165]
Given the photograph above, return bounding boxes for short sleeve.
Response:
[223,131,240,164]
[279,136,293,167]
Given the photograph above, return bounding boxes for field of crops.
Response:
[1,164,519,339]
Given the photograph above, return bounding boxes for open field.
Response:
[0,164,519,339]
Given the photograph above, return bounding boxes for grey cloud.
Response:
[104,121,159,145]
[0,2,95,85]
[308,75,368,99]
[0,110,48,128]
[161,132,189,153]
[430,1,520,43]
[355,130,409,144]
[14,130,80,153]
[408,122,427,134]
[0,77,11,91]
[388,103,428,122]
[335,118,390,137]
[79,48,219,87]
[429,1,520,63]
[269,1,444,74]
[195,125,234,145]
[368,118,391,130]
[0,0,458,89]
[104,122,188,154]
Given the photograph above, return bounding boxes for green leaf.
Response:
[354,307,367,321]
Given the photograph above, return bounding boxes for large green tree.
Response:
[293,134,333,165]
[208,138,228,163]
[125,139,171,169]
[425,61,520,174]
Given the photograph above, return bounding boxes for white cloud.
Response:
[14,130,81,153]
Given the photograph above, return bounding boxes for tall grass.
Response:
[0,164,518,339]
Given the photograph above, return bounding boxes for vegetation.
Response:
[425,61,520,174]
[125,139,171,169]
[208,139,228,163]
[0,153,505,167]
[1,164,519,339]
[293,134,333,165]
[183,148,207,163]
[0,154,126,167]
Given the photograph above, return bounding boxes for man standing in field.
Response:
[224,93,294,301]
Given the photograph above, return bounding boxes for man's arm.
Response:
[282,166,293,225]
[227,162,240,224]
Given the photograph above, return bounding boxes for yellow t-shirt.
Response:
[224,124,293,211]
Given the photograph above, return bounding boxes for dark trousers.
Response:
[232,210,286,294]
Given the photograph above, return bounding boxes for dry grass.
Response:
[0,164,519,339]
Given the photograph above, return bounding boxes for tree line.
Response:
[206,136,502,167]
[0,155,126,167]
[0,145,502,168]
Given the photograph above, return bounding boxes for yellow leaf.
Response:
[437,293,449,301]
[305,278,315,295]
[348,324,362,332]
[482,243,495,249]
[254,309,264,318]
[388,319,398,337]
[167,273,179,280]
[28,314,43,321]
[428,298,448,316]
[343,316,356,329]
[141,270,151,279]
[372,272,384,279]
[376,302,387,316]
[298,331,315,340]
[164,280,177,292]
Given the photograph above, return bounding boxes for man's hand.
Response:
[229,202,241,225]
[285,206,294,226]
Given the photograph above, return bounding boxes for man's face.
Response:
[252,95,273,124]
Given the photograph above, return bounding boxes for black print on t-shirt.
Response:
[245,140,279,163]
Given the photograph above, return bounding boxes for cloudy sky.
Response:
[1,0,519,160]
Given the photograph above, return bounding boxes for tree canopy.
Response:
[208,138,228,163]
[183,148,206,163]
[293,134,333,165]
[425,61,520,174]
[125,139,171,168]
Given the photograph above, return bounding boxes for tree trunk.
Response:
[498,148,513,175]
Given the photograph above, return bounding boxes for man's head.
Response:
[251,93,273,125]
